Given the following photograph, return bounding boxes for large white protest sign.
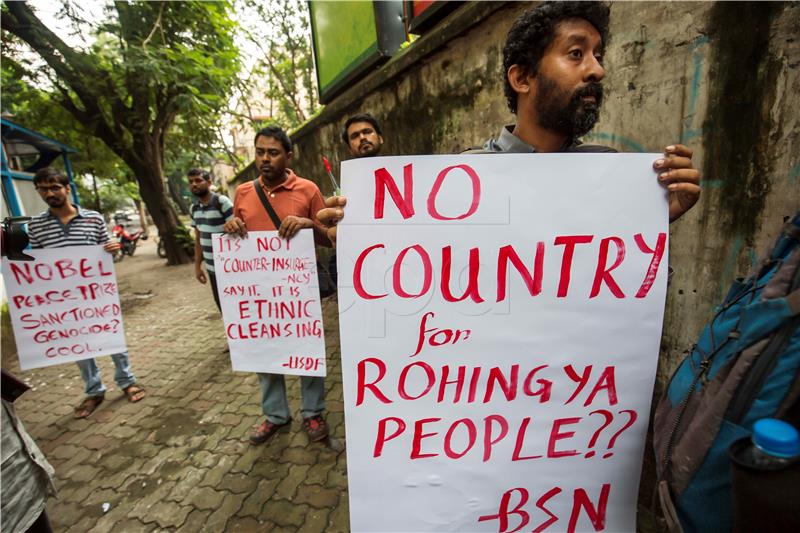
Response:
[337,153,669,532]
[213,229,326,376]
[2,246,127,370]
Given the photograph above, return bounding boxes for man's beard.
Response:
[357,142,380,157]
[46,198,66,208]
[535,74,603,139]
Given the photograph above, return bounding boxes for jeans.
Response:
[258,373,325,424]
[76,353,136,397]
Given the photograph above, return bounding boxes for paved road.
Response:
[3,237,348,532]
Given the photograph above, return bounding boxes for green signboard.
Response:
[309,1,405,104]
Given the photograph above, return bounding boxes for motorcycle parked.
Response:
[111,221,147,262]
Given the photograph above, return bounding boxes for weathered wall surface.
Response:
[289,0,799,394]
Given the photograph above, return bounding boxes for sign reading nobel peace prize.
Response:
[2,246,127,370]
[337,154,669,532]
[213,230,326,376]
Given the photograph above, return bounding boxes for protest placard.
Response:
[2,246,127,370]
[213,229,326,376]
[337,153,669,532]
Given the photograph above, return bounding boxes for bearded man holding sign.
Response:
[317,1,700,239]
[317,2,702,532]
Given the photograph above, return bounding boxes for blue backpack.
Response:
[653,211,800,532]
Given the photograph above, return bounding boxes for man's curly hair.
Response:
[502,1,610,114]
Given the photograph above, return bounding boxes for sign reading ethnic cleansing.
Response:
[2,246,127,370]
[337,154,669,532]
[213,230,326,376]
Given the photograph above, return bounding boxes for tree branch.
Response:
[114,2,152,131]
[2,2,128,155]
[141,1,165,48]
[261,47,305,122]
[214,124,244,169]
[153,85,179,137]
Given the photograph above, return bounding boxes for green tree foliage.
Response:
[88,178,141,215]
[2,41,134,212]
[2,1,240,264]
[234,0,320,130]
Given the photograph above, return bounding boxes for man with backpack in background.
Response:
[188,168,234,311]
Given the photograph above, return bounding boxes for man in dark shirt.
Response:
[317,0,701,239]
[342,113,384,158]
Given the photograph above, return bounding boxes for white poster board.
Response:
[213,229,326,376]
[2,246,127,370]
[337,153,669,532]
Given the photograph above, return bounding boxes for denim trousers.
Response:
[258,373,325,424]
[76,353,136,397]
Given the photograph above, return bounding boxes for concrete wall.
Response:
[289,1,799,392]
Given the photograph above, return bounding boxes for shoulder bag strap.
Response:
[252,178,282,229]
[210,192,221,214]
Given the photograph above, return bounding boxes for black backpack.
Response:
[190,193,222,219]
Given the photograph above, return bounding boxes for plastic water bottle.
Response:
[745,418,800,468]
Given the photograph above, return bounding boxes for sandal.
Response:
[74,395,104,419]
[123,384,146,403]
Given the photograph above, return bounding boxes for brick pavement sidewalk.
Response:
[2,242,348,532]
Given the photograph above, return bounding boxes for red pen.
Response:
[322,156,340,195]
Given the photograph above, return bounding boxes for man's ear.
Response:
[287,150,293,162]
[377,135,384,145]
[507,64,532,96]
